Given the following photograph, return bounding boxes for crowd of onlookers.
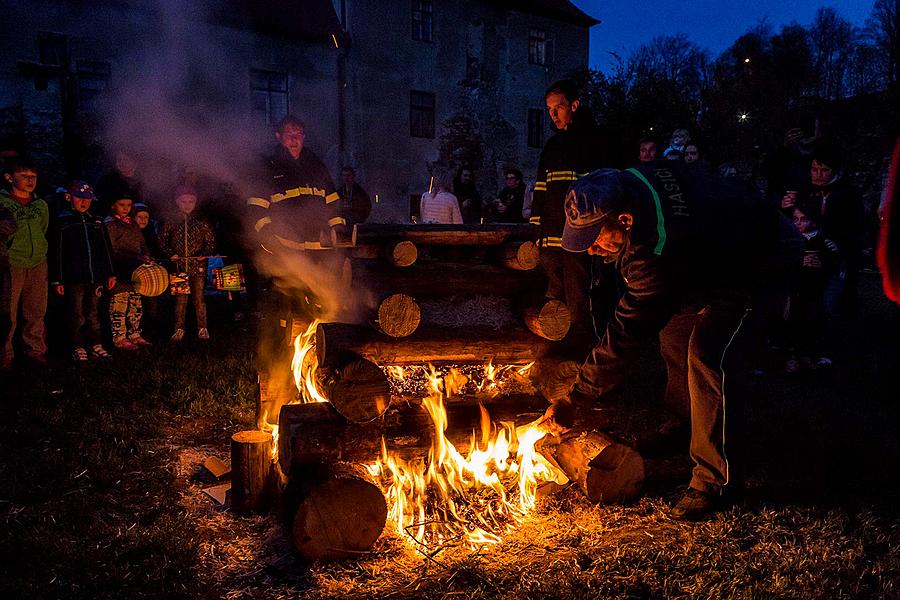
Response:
[0,109,878,375]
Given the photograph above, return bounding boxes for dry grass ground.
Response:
[1,277,898,599]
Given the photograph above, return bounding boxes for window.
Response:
[528,28,550,66]
[38,32,68,66]
[76,60,111,111]
[412,0,433,42]
[527,109,544,148]
[250,69,289,126]
[410,91,435,138]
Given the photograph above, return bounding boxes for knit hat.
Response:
[174,184,197,200]
[132,202,150,217]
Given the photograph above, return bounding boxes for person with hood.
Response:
[1,156,49,367]
[542,165,803,520]
[531,79,615,354]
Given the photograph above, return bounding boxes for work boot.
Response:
[670,487,722,521]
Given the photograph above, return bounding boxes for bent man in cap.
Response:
[544,165,803,519]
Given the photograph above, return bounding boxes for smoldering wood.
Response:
[316,322,556,368]
[493,240,540,271]
[285,461,387,561]
[529,358,581,403]
[355,223,538,246]
[546,430,644,504]
[377,293,421,338]
[277,394,550,473]
[521,298,572,341]
[325,357,392,423]
[231,430,275,514]
[354,263,546,299]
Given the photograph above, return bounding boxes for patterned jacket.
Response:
[159,213,216,278]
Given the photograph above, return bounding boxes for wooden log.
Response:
[327,358,392,422]
[522,299,571,341]
[355,223,538,246]
[377,293,421,338]
[316,322,556,368]
[348,240,418,267]
[288,461,387,561]
[550,430,644,503]
[494,241,539,271]
[277,394,549,473]
[231,430,275,514]
[354,263,546,299]
[529,358,580,403]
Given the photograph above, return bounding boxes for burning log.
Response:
[529,358,580,403]
[316,322,555,368]
[286,461,387,561]
[277,394,549,473]
[521,298,571,341]
[354,263,546,299]
[355,223,538,246]
[547,431,644,503]
[230,430,275,514]
[377,293,421,338]
[326,357,392,422]
[493,240,539,271]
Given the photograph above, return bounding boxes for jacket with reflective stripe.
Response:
[532,121,612,245]
[247,145,342,250]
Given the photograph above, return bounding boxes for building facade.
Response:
[0,0,595,219]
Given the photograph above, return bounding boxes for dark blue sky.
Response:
[572,0,874,72]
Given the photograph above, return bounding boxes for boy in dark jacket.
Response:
[106,195,151,350]
[50,182,116,361]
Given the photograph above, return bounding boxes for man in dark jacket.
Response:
[50,182,116,360]
[532,80,614,354]
[544,166,804,519]
[247,115,343,255]
[337,166,372,226]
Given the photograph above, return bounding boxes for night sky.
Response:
[573,0,875,72]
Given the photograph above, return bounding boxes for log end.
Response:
[291,473,388,561]
[523,299,571,341]
[389,240,418,267]
[378,293,421,338]
[330,358,392,422]
[514,241,540,270]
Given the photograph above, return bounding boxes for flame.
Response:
[372,365,564,550]
[290,319,328,403]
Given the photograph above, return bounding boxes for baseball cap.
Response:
[561,168,627,252]
[67,180,96,201]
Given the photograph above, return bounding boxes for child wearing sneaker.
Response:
[50,182,116,361]
[159,185,215,341]
[105,195,152,350]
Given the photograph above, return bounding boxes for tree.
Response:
[808,7,858,99]
[865,0,900,89]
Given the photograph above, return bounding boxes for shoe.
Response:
[197,328,210,340]
[73,347,89,362]
[170,328,185,342]
[114,338,139,351]
[232,311,244,322]
[90,344,111,359]
[670,487,722,521]
[785,358,800,373]
[816,356,833,368]
[129,336,152,347]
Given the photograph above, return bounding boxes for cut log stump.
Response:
[495,240,539,270]
[289,462,387,561]
[551,430,644,503]
[522,299,571,341]
[231,430,275,514]
[377,293,421,338]
[385,240,418,267]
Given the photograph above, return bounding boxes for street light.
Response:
[743,57,751,64]
[738,113,749,122]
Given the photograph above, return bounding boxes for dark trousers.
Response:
[65,282,102,349]
[174,275,207,330]
[540,247,597,352]
[658,298,752,494]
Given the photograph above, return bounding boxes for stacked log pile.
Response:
[263,224,644,560]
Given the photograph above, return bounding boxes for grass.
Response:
[1,281,899,599]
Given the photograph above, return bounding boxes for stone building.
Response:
[0,0,596,219]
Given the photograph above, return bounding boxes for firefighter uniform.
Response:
[247,145,344,253]
[531,118,612,351]
[562,165,804,496]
